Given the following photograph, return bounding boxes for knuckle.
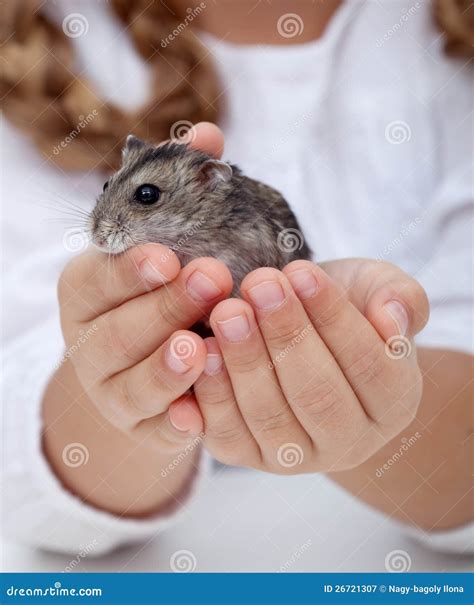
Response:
[197,386,232,408]
[263,317,306,350]
[291,378,341,423]
[205,423,244,448]
[246,406,294,436]
[343,341,386,389]
[104,314,143,366]
[310,296,344,329]
[120,376,146,420]
[158,293,193,330]
[226,351,263,375]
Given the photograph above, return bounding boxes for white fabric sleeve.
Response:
[409,49,473,554]
[0,122,209,555]
[406,522,474,555]
[1,317,211,555]
[414,54,473,356]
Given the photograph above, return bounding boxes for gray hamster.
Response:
[90,135,312,298]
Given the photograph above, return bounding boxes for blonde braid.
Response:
[0,0,220,172]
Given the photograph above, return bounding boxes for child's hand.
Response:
[58,245,232,451]
[194,258,429,473]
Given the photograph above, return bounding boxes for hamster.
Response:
[89,135,312,298]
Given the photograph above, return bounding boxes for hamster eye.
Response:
[103,181,109,192]
[134,184,160,205]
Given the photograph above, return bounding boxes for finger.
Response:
[131,394,205,453]
[101,331,206,429]
[187,122,225,158]
[284,261,421,431]
[76,258,232,379]
[320,259,430,339]
[240,268,370,456]
[209,299,312,466]
[194,337,260,466]
[59,243,181,323]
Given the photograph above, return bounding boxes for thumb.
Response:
[322,258,430,341]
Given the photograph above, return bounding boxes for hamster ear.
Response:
[198,159,233,190]
[122,135,146,163]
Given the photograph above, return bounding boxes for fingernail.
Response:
[139,258,166,284]
[165,342,193,374]
[288,269,318,300]
[217,314,250,342]
[187,270,222,302]
[204,353,223,376]
[169,409,190,432]
[384,300,409,336]
[248,280,285,310]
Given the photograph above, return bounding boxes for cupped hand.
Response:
[58,123,232,452]
[194,258,429,473]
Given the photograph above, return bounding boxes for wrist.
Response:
[42,357,201,517]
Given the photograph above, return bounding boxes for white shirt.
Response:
[1,0,473,556]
